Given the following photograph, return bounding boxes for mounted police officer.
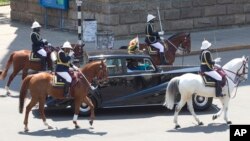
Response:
[200,40,223,97]
[55,41,78,98]
[145,14,167,65]
[30,21,48,71]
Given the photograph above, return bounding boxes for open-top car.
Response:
[45,50,213,115]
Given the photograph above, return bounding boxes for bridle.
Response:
[224,60,248,84]
[166,34,190,53]
[95,61,108,85]
[223,59,248,98]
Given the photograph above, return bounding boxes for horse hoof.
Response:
[24,128,29,132]
[175,125,180,129]
[48,126,53,129]
[212,115,217,120]
[89,120,93,126]
[227,121,232,125]
[198,122,204,126]
[6,92,11,96]
[75,125,80,129]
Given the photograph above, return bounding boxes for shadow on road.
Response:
[18,127,107,137]
[167,123,229,133]
[30,104,219,121]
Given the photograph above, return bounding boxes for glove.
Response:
[158,31,164,35]
[214,64,221,68]
[68,51,74,57]
[160,36,165,40]
[214,57,221,63]
[42,39,47,42]
[72,65,79,71]
[48,43,52,46]
[90,84,97,90]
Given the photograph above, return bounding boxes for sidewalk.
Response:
[1,5,250,66]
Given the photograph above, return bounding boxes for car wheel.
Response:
[71,98,97,116]
[192,95,213,111]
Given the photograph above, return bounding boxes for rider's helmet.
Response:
[200,40,212,50]
[62,41,73,49]
[31,21,41,29]
[147,14,156,22]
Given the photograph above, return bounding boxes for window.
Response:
[106,58,123,75]
[126,58,155,73]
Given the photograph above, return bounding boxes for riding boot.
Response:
[63,82,71,98]
[159,52,168,65]
[215,81,223,97]
[40,57,47,71]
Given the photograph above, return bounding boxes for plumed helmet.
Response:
[147,14,156,22]
[200,40,212,50]
[62,41,72,49]
[31,21,41,29]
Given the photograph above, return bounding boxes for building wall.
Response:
[10,0,250,37]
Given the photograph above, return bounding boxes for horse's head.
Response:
[238,56,249,82]
[97,60,108,82]
[223,56,249,83]
[71,44,85,58]
[167,32,191,54]
[87,60,108,85]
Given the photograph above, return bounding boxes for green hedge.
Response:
[0,0,10,6]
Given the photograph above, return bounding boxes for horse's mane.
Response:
[223,57,245,71]
[168,32,189,40]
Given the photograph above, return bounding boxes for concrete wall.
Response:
[10,0,250,37]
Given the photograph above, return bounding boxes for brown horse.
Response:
[19,60,107,132]
[121,32,191,65]
[0,44,87,95]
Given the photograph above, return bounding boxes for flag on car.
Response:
[128,36,139,54]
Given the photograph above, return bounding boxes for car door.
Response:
[99,57,166,108]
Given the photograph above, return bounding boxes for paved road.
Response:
[0,49,249,141]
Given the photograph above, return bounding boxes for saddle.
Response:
[146,41,168,55]
[29,52,41,62]
[52,70,83,88]
[200,68,226,87]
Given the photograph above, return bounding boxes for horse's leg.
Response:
[173,98,187,129]
[22,68,28,80]
[72,99,81,129]
[83,96,95,126]
[6,69,21,95]
[38,98,53,129]
[221,98,231,124]
[212,97,227,121]
[187,96,203,126]
[24,98,38,132]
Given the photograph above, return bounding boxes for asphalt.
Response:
[1,5,250,68]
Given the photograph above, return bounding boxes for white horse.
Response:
[163,56,249,129]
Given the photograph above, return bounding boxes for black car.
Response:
[45,50,213,115]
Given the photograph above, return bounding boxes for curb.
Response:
[177,45,250,57]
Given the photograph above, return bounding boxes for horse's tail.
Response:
[19,75,33,114]
[0,52,14,80]
[163,77,180,110]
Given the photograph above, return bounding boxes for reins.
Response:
[223,61,248,99]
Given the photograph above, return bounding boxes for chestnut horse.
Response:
[0,44,87,95]
[19,60,107,132]
[120,32,191,65]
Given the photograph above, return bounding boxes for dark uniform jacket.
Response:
[55,50,73,72]
[30,31,44,53]
[200,49,215,72]
[145,22,160,44]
